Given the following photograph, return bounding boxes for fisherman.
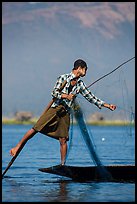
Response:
[10,59,116,165]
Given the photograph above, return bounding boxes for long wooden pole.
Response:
[2,99,55,179]
[2,144,24,178]
[2,79,68,178]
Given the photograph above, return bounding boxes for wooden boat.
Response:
[39,164,135,182]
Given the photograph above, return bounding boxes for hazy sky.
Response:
[2,2,135,119]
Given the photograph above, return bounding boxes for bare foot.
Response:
[10,147,19,156]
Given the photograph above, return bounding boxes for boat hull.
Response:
[39,164,135,182]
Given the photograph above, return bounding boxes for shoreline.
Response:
[2,118,134,126]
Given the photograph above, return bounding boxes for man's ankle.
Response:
[61,162,65,166]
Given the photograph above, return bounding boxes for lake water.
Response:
[2,124,135,202]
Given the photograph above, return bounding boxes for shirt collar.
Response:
[69,72,80,81]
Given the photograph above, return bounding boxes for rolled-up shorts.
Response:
[33,104,70,141]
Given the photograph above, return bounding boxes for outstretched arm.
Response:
[103,103,116,111]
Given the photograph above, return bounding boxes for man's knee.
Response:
[59,138,67,145]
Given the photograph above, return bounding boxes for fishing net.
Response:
[72,99,112,181]
[65,57,135,182]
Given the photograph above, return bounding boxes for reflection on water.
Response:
[3,176,135,202]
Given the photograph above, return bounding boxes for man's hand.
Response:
[61,93,75,100]
[103,103,116,111]
[109,104,116,111]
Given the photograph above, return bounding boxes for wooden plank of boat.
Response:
[39,164,135,182]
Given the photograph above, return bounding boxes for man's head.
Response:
[73,59,88,70]
[73,59,88,77]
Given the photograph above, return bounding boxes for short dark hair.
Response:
[73,59,88,70]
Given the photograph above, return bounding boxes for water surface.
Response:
[2,124,135,202]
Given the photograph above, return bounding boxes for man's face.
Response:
[78,67,87,77]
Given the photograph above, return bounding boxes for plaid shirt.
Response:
[51,72,105,111]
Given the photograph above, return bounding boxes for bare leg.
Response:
[10,128,37,157]
[59,138,67,165]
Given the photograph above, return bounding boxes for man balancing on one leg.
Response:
[10,59,116,166]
